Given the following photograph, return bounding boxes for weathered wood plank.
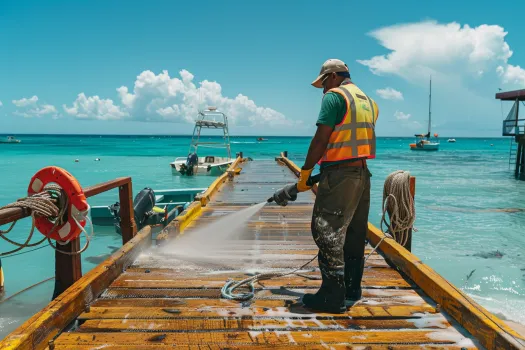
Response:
[109,275,412,289]
[51,344,479,350]
[90,295,431,308]
[78,315,451,332]
[77,305,437,319]
[115,266,400,280]
[53,329,473,345]
[100,287,424,301]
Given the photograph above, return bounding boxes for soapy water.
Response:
[159,202,269,266]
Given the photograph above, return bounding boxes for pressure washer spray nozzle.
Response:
[267,173,321,206]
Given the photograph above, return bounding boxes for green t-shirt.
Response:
[316,92,348,169]
[316,92,346,128]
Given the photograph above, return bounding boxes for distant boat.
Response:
[0,136,21,144]
[169,107,234,176]
[448,139,456,143]
[410,78,439,151]
[257,137,268,141]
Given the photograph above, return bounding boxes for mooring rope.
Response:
[0,185,92,256]
[366,170,416,261]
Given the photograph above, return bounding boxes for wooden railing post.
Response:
[119,180,137,245]
[52,239,82,299]
[405,176,416,252]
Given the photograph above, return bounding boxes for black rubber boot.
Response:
[344,257,364,302]
[302,264,346,314]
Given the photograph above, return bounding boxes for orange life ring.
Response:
[27,166,88,242]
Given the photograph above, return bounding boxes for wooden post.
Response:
[515,137,522,179]
[518,135,525,180]
[52,239,82,299]
[404,176,416,252]
[119,181,137,245]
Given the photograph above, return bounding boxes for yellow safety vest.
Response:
[319,83,379,164]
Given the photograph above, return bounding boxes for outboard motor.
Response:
[179,153,198,176]
[134,187,156,229]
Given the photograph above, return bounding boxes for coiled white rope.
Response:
[366,170,416,261]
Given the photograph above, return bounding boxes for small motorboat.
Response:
[0,136,21,144]
[91,187,206,234]
[448,139,456,143]
[170,107,234,176]
[256,137,268,141]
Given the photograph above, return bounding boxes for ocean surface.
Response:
[1,134,524,339]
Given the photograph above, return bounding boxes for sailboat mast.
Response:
[428,77,432,136]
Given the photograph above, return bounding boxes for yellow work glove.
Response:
[296,167,314,192]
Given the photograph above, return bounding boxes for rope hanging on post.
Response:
[0,167,93,257]
[366,170,416,261]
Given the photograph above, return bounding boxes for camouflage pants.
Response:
[311,166,371,276]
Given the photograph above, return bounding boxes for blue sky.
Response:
[1,0,524,136]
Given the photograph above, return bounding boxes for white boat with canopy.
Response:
[170,107,234,176]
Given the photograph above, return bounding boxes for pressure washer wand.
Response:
[267,173,321,204]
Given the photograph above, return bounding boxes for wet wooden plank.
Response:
[78,315,451,332]
[51,345,479,350]
[100,287,424,301]
[109,275,412,289]
[127,257,390,270]
[78,305,437,320]
[90,294,431,308]
[53,329,472,346]
[113,267,404,281]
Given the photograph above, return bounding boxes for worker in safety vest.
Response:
[299,59,379,313]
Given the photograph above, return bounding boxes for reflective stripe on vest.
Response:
[320,83,378,163]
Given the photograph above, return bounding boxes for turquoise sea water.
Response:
[1,134,524,338]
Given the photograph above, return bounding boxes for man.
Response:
[297,59,379,313]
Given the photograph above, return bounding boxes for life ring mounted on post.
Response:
[27,166,89,242]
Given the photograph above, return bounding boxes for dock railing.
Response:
[0,177,137,298]
[503,118,525,137]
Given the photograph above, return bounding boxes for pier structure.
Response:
[0,154,524,349]
[496,89,525,180]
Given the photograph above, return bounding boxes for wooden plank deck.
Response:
[47,160,483,349]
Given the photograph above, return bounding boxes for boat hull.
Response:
[170,158,234,176]
[410,143,439,151]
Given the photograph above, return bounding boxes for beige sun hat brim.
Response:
[312,59,349,88]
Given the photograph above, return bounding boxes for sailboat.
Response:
[410,78,440,151]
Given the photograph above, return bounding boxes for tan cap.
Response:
[311,59,349,88]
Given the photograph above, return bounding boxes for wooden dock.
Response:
[2,156,524,349]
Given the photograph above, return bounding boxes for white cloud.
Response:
[64,69,294,127]
[63,93,128,120]
[12,95,38,107]
[394,111,411,120]
[12,95,58,118]
[14,104,58,118]
[497,64,525,86]
[376,87,404,101]
[357,20,524,86]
